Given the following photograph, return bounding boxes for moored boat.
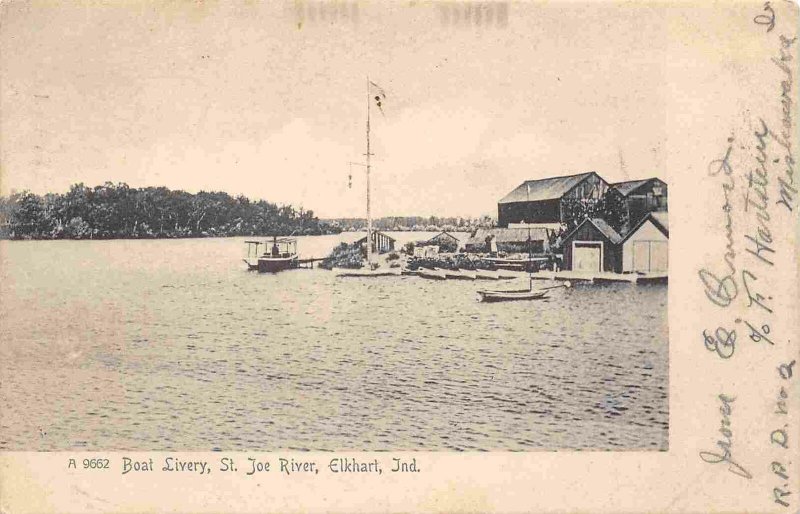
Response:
[477,281,570,302]
[475,268,500,280]
[258,254,299,273]
[335,267,402,278]
[443,268,476,280]
[245,237,300,273]
[417,268,447,280]
[477,289,549,302]
[498,270,527,280]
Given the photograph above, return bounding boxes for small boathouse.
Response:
[465,227,551,254]
[425,231,462,253]
[356,230,396,254]
[561,213,669,273]
[561,218,623,272]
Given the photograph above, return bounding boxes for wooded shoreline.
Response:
[0,182,341,240]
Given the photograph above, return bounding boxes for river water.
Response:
[0,234,668,451]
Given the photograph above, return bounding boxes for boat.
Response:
[334,267,402,277]
[417,268,447,280]
[498,270,527,280]
[244,237,300,273]
[477,288,549,302]
[483,256,550,270]
[475,268,500,280]
[476,186,570,302]
[243,240,263,270]
[477,281,571,302]
[444,268,476,280]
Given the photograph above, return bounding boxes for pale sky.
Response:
[1,1,669,218]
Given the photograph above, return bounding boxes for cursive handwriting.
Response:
[744,119,776,266]
[700,138,738,307]
[772,35,797,212]
[699,394,753,479]
[742,269,774,314]
[703,326,737,359]
[753,2,776,32]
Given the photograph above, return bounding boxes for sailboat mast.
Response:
[365,75,373,266]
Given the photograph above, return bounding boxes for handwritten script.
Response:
[697,5,797,508]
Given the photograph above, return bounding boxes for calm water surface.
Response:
[0,234,668,451]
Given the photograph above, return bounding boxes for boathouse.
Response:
[426,231,461,253]
[561,218,623,272]
[620,212,668,273]
[356,230,396,254]
[464,228,550,254]
[497,172,610,228]
[611,177,668,229]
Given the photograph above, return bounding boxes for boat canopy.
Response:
[245,237,298,258]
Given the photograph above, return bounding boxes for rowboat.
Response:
[477,289,549,302]
[475,269,500,280]
[417,268,447,280]
[477,281,571,302]
[498,270,527,280]
[443,269,476,280]
[335,267,402,277]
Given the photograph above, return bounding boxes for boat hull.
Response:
[335,267,402,277]
[477,289,549,302]
[258,256,298,273]
[444,269,477,280]
[475,269,500,280]
[418,268,447,280]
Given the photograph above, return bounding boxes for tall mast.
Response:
[365,75,373,266]
[527,182,532,290]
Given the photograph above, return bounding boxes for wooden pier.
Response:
[297,258,325,269]
[529,271,667,284]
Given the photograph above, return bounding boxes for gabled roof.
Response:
[466,227,550,246]
[620,212,669,243]
[612,177,666,197]
[499,172,598,204]
[562,218,623,245]
[356,230,396,243]
[427,231,461,243]
[650,212,668,235]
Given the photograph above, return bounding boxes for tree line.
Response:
[325,215,496,232]
[0,182,341,240]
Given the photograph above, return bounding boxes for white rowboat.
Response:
[477,289,549,302]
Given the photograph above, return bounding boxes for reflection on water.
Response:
[0,235,668,451]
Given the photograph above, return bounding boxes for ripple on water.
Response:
[1,237,668,451]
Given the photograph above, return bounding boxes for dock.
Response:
[297,258,325,269]
[529,271,667,284]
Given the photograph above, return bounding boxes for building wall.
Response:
[622,220,668,272]
[428,233,460,252]
[495,239,547,254]
[558,174,611,228]
[625,180,668,226]
[358,232,396,254]
[498,199,561,227]
[563,223,622,272]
